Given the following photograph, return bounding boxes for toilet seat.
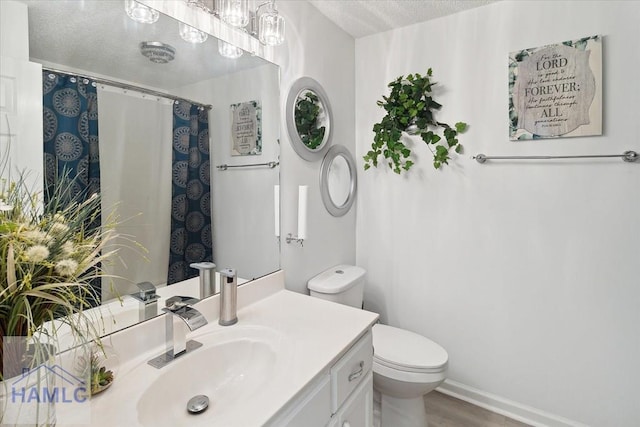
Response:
[372,324,448,374]
[374,356,446,374]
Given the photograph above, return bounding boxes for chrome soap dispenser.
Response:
[219,268,238,326]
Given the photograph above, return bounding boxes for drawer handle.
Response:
[348,361,364,382]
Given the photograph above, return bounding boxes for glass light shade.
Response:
[216,0,249,28]
[125,0,159,24]
[218,40,243,59]
[179,22,208,43]
[259,11,285,46]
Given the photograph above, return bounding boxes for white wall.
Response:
[355,1,639,426]
[274,1,357,294]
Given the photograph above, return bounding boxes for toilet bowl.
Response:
[372,323,447,426]
[308,265,448,427]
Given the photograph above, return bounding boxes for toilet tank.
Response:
[307,265,365,309]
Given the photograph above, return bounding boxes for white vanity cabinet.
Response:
[268,329,374,427]
[72,277,380,427]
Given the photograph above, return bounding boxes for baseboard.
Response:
[436,380,589,427]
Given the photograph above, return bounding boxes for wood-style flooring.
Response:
[424,392,532,427]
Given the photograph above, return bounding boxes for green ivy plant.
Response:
[364,69,468,174]
[294,91,326,150]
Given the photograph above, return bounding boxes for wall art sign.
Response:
[230,100,262,155]
[509,35,602,140]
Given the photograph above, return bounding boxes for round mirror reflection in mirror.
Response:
[286,77,333,161]
[320,145,357,217]
[327,155,350,206]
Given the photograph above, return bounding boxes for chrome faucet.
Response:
[147,296,207,369]
[130,281,159,321]
[190,262,216,299]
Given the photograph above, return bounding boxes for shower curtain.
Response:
[42,72,100,205]
[167,101,212,284]
[97,86,173,301]
[42,71,101,304]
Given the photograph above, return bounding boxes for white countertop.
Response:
[56,273,378,426]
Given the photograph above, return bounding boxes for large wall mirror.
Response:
[3,0,280,339]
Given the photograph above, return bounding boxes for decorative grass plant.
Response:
[0,166,119,380]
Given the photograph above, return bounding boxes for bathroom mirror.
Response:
[4,0,280,337]
[319,145,357,217]
[285,77,333,161]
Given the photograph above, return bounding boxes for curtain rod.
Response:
[42,67,212,110]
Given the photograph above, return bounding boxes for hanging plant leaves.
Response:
[364,69,468,174]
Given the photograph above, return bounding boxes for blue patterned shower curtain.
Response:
[42,71,101,304]
[168,101,212,285]
[42,72,100,205]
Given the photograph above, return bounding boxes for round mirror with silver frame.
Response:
[320,145,357,217]
[286,77,333,161]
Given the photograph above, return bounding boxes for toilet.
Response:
[308,265,448,427]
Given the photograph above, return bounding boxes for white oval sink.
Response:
[135,326,287,427]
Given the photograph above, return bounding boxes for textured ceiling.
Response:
[306,0,500,39]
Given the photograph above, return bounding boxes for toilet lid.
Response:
[372,324,448,372]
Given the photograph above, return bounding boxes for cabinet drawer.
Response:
[330,330,373,413]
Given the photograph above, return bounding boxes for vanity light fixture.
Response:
[215,0,285,47]
[256,0,285,46]
[216,0,249,28]
[184,0,213,13]
[125,0,159,24]
[179,22,208,43]
[218,40,243,59]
